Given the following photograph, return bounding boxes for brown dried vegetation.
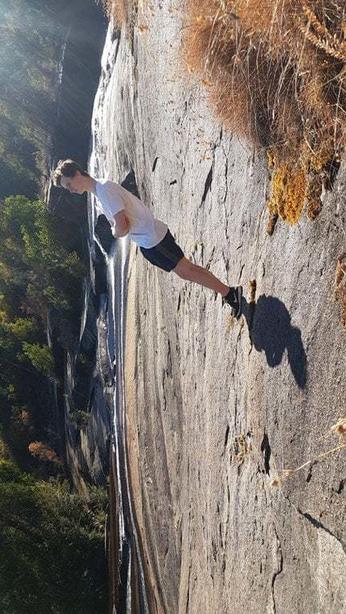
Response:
[102,1,345,224]
[230,432,252,465]
[181,0,345,225]
[28,441,62,465]
[271,415,346,487]
[335,253,346,325]
[102,0,135,29]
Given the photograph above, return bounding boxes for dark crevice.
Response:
[298,509,344,547]
[185,563,192,613]
[306,461,317,483]
[283,492,345,553]
[223,425,230,451]
[201,166,213,205]
[261,432,271,475]
[152,156,159,172]
[336,479,344,494]
[271,528,283,614]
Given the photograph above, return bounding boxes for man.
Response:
[52,159,242,318]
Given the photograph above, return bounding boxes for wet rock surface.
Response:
[94,7,346,614]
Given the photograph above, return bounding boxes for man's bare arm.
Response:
[112,210,130,238]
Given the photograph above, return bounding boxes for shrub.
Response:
[0,474,108,614]
[181,0,345,225]
[28,441,62,466]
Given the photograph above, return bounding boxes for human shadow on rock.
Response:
[241,294,307,389]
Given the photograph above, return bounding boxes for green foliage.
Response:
[0,195,85,322]
[0,465,108,614]
[5,317,37,341]
[21,343,55,377]
[0,6,108,608]
[0,459,35,485]
[0,0,64,198]
[0,194,85,469]
[69,409,91,428]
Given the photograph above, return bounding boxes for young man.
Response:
[52,159,242,318]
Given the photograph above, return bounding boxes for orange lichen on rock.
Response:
[268,163,308,224]
[335,253,346,325]
[266,135,339,226]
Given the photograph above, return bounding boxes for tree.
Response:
[0,195,85,470]
[0,464,108,614]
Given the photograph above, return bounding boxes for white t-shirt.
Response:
[94,178,168,248]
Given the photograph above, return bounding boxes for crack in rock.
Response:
[284,493,346,552]
[297,508,345,552]
[271,527,283,614]
[261,431,271,475]
[200,165,213,206]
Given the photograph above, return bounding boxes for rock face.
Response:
[94,7,346,614]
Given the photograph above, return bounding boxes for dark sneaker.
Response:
[222,286,243,319]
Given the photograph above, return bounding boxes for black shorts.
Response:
[140,229,184,272]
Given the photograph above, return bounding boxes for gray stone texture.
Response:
[93,6,346,613]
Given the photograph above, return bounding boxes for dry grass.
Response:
[181,0,346,225]
[28,441,62,465]
[101,0,135,29]
[335,253,346,325]
[271,415,346,487]
[102,0,345,223]
[230,432,252,465]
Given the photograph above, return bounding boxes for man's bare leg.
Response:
[172,257,230,296]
